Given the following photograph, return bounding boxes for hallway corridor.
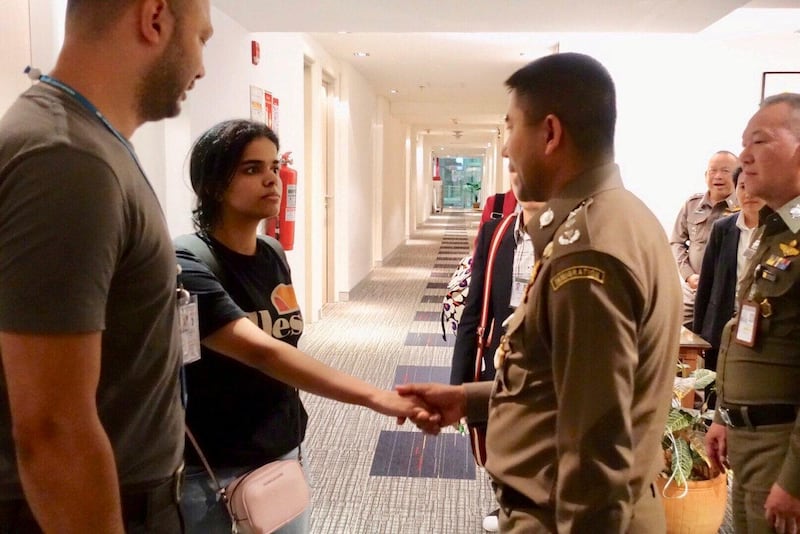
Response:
[299,209,494,533]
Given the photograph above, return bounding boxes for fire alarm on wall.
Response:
[251,40,260,65]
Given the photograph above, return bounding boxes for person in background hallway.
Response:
[0,1,213,532]
[705,93,800,534]
[399,52,682,533]
[450,166,544,532]
[671,150,740,327]
[693,167,765,374]
[176,119,426,534]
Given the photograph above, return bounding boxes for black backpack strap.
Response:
[174,233,226,284]
[257,234,290,273]
[174,233,290,284]
[490,193,506,220]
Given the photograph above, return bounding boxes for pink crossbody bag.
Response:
[186,424,310,534]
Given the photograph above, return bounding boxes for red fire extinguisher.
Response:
[265,152,298,250]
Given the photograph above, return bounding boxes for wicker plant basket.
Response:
[655,472,728,534]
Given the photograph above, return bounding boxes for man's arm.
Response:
[765,412,800,528]
[547,251,645,533]
[670,202,695,281]
[0,332,124,533]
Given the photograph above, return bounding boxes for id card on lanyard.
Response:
[178,289,201,365]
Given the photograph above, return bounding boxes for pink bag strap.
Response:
[185,426,225,495]
[474,213,516,382]
[184,388,304,498]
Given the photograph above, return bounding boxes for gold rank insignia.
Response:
[779,240,799,257]
[759,298,773,318]
[493,334,510,370]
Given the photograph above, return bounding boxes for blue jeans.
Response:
[182,448,310,534]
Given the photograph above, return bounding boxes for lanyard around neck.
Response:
[35,72,147,178]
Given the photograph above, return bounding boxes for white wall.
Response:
[0,0,33,117]
[380,102,407,259]
[561,33,800,233]
[338,63,378,291]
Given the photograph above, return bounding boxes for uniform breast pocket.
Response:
[756,266,800,338]
[687,214,709,242]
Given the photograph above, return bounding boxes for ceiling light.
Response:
[353,51,370,57]
[390,89,399,94]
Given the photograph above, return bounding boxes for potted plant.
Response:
[656,368,728,534]
[464,181,481,209]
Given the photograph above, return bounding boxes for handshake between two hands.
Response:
[379,383,467,435]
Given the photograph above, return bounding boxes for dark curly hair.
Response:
[189,119,279,231]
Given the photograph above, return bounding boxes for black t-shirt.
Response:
[176,234,307,467]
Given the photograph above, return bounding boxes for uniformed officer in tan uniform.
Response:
[670,151,739,327]
[399,53,682,533]
[705,93,800,534]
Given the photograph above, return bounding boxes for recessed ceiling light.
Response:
[353,51,370,57]
[390,89,399,94]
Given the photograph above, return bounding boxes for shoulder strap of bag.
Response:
[185,427,225,494]
[474,213,516,382]
[488,192,506,220]
[492,193,505,214]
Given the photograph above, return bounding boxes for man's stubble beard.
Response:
[136,30,188,123]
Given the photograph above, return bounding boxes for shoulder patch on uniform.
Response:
[550,265,605,291]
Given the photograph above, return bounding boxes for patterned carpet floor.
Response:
[297,208,733,533]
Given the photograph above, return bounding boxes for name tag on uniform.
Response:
[735,301,759,347]
[178,291,201,365]
[510,277,527,308]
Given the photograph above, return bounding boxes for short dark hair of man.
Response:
[505,52,617,160]
[66,0,189,35]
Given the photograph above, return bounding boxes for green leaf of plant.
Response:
[665,408,693,434]
[688,429,712,469]
[671,438,693,487]
[691,369,717,390]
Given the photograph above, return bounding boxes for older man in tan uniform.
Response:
[400,53,682,533]
[706,93,800,534]
[670,151,739,327]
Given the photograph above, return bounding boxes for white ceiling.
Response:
[211,0,800,154]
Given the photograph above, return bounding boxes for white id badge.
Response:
[510,278,527,308]
[735,301,759,347]
[179,293,201,365]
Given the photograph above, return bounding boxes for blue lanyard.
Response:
[37,74,148,178]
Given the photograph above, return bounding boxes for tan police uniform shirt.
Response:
[670,192,739,281]
[715,198,800,497]
[464,163,682,533]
